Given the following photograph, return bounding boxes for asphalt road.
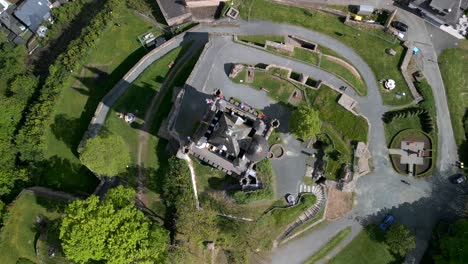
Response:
[189,20,465,263]
[86,13,464,263]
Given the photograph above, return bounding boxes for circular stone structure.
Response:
[389,129,433,176]
[268,143,285,159]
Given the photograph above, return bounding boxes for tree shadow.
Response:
[50,114,83,156]
[352,170,468,263]
[31,1,104,77]
[33,156,99,195]
[262,102,293,134]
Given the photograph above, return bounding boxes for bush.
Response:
[289,106,321,139]
[16,0,125,162]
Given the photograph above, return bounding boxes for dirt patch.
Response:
[288,88,304,105]
[325,188,353,221]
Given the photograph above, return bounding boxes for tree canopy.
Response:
[79,132,130,176]
[435,219,468,264]
[60,186,168,263]
[385,224,416,257]
[289,106,322,139]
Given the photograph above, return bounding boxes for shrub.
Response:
[16,0,125,162]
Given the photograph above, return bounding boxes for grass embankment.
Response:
[320,56,366,96]
[103,45,188,166]
[439,45,468,166]
[308,86,368,179]
[255,194,317,249]
[238,0,411,105]
[329,227,395,264]
[233,68,305,102]
[305,226,352,263]
[240,34,367,95]
[0,192,67,264]
[43,8,156,193]
[143,47,205,214]
[237,35,285,46]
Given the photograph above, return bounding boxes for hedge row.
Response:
[383,107,434,133]
[15,0,124,162]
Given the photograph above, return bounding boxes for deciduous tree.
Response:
[79,132,130,176]
[289,106,321,139]
[60,186,168,263]
[385,224,416,257]
[435,219,468,264]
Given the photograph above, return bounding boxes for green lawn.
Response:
[103,45,186,166]
[305,226,352,263]
[237,35,285,46]
[329,228,395,264]
[320,56,366,96]
[0,192,67,264]
[384,115,422,145]
[308,86,368,143]
[233,69,301,102]
[238,0,412,105]
[439,45,468,164]
[267,66,290,78]
[255,194,317,248]
[245,34,366,95]
[191,157,227,193]
[42,8,156,193]
[307,86,368,179]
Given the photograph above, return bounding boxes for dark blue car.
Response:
[379,214,394,231]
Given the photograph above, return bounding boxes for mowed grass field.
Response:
[238,0,412,105]
[42,8,156,193]
[103,45,186,166]
[439,44,468,163]
[329,228,395,264]
[0,192,66,264]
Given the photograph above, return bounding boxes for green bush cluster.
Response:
[41,0,90,43]
[0,43,37,202]
[233,159,275,204]
[16,0,125,162]
[384,107,434,133]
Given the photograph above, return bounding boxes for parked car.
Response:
[379,214,394,231]
[391,21,409,32]
[451,174,466,184]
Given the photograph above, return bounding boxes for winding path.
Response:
[184,20,464,263]
[86,15,463,263]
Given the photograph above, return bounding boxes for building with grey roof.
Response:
[162,88,279,190]
[408,0,468,26]
[14,0,51,32]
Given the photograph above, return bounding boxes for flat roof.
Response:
[155,0,189,22]
[429,0,457,12]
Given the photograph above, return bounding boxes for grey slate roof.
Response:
[429,0,457,12]
[0,9,26,35]
[14,0,51,31]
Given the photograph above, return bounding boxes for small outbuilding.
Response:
[357,5,374,16]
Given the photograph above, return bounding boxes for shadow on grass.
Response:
[350,171,468,263]
[33,156,99,195]
[31,1,105,77]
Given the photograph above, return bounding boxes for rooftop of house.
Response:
[14,0,51,31]
[0,7,26,35]
[429,0,458,12]
[155,0,190,25]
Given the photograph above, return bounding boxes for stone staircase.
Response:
[278,184,326,241]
